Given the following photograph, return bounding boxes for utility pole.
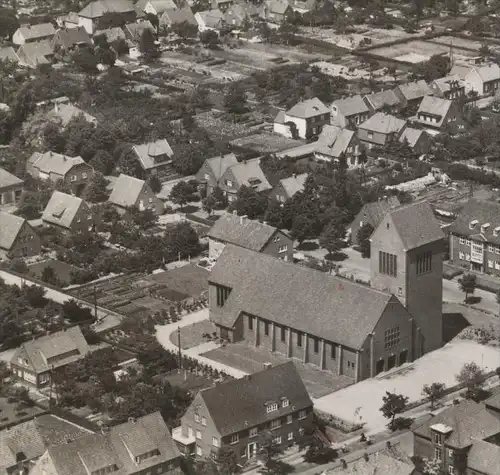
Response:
[177,326,182,373]
[94,283,98,322]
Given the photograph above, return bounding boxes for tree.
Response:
[169,181,197,210]
[148,174,162,194]
[264,199,287,229]
[455,361,486,400]
[164,222,200,260]
[61,300,94,323]
[41,266,58,286]
[290,214,316,244]
[202,194,217,216]
[171,20,199,38]
[380,391,409,431]
[224,83,247,115]
[319,220,345,257]
[218,446,240,474]
[139,28,160,61]
[72,48,99,75]
[111,38,129,56]
[89,149,115,175]
[496,287,500,317]
[130,207,158,230]
[0,8,19,40]
[96,46,116,67]
[8,258,28,274]
[357,223,374,258]
[422,382,446,410]
[231,185,267,220]
[199,30,220,49]
[16,192,42,219]
[414,54,450,82]
[82,172,110,203]
[460,274,477,302]
[257,431,294,475]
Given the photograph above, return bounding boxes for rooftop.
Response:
[331,95,370,118]
[0,212,28,251]
[278,173,308,199]
[0,167,23,189]
[364,89,402,111]
[224,158,271,193]
[286,97,330,119]
[358,112,406,135]
[395,80,433,101]
[315,125,355,158]
[42,191,87,230]
[355,196,400,229]
[207,214,279,251]
[132,139,173,170]
[210,245,405,349]
[15,23,56,41]
[28,151,87,177]
[79,0,135,18]
[108,173,146,208]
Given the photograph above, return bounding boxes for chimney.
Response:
[363,453,369,461]
[469,219,478,229]
[494,226,500,237]
[240,215,247,225]
[481,223,490,233]
[341,459,347,469]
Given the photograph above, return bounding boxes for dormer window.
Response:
[469,219,479,229]
[282,398,289,408]
[266,402,278,413]
[134,449,160,464]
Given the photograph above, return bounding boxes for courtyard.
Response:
[202,342,354,398]
[314,339,500,432]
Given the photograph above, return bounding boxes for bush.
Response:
[391,417,414,431]
[304,444,338,464]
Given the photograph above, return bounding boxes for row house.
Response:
[206,212,293,261]
[173,362,313,462]
[448,199,500,276]
[412,96,465,134]
[196,153,239,196]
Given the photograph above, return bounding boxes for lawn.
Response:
[149,264,209,298]
[169,319,217,350]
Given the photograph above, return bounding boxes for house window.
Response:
[230,434,239,444]
[272,436,282,445]
[459,237,466,245]
[278,245,287,253]
[82,172,87,178]
[248,315,254,330]
[273,235,280,243]
[270,419,281,430]
[196,430,202,440]
[488,245,495,252]
[496,261,500,270]
[466,253,471,261]
[194,413,200,423]
[204,173,210,180]
[434,447,442,460]
[448,466,455,475]
[216,285,230,307]
[288,432,294,441]
[433,432,442,446]
[488,260,494,268]
[212,436,220,447]
[249,427,258,438]
[297,332,302,347]
[298,410,307,420]
[225,179,233,188]
[313,338,319,354]
[465,238,471,246]
[264,321,269,336]
[71,175,77,181]
[347,146,353,153]
[384,326,400,349]
[286,414,293,424]
[368,131,374,139]
[298,427,304,436]
[459,252,465,260]
[148,197,153,203]
[496,247,500,254]
[379,251,397,277]
[448,449,453,458]
[267,403,278,413]
[201,417,206,426]
[416,251,432,275]
[282,399,289,408]
[196,446,203,456]
[281,326,286,342]
[331,343,336,359]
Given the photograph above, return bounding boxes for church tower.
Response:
[370,200,444,356]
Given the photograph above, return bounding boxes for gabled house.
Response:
[223,3,252,27]
[412,393,500,475]
[196,153,239,196]
[173,362,313,460]
[12,23,56,46]
[330,95,371,129]
[363,89,403,114]
[108,173,164,215]
[124,20,156,41]
[393,80,433,110]
[0,46,20,64]
[314,125,363,168]
[52,102,97,127]
[10,326,90,388]
[78,0,136,34]
[357,112,407,149]
[218,158,271,203]
[136,0,177,15]
[94,26,127,43]
[27,151,94,196]
[160,6,197,27]
[261,0,292,23]
[0,414,93,475]
[195,9,224,32]
[412,96,464,133]
[448,198,500,276]
[273,172,307,203]
[399,127,430,155]
[349,196,400,246]
[17,40,54,68]
[31,412,182,475]
[0,167,23,208]
[0,211,41,258]
[56,11,80,29]
[207,213,293,261]
[451,62,500,96]
[51,26,92,51]
[274,97,330,140]
[131,138,174,178]
[291,0,317,12]
[430,75,465,100]
[42,191,96,235]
